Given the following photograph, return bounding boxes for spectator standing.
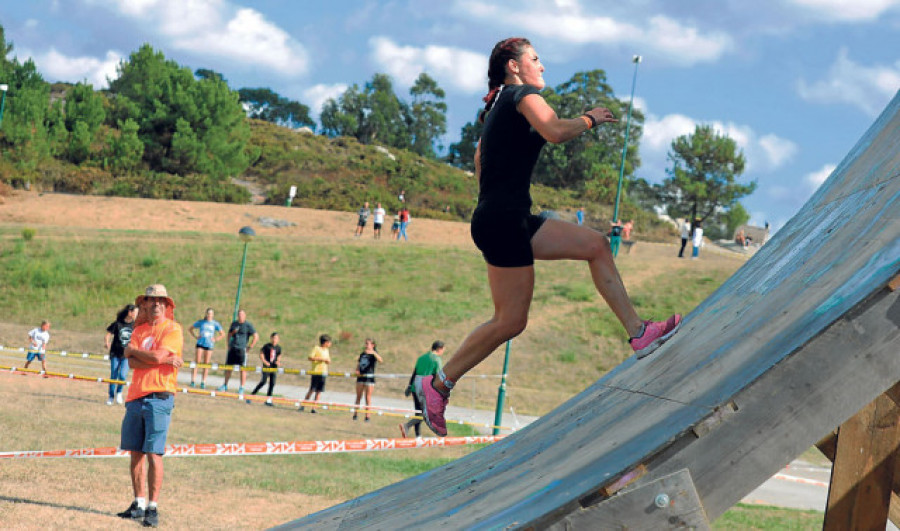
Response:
[691,220,704,259]
[576,207,584,225]
[397,207,411,241]
[301,334,331,413]
[354,202,371,237]
[116,284,183,528]
[609,219,623,256]
[398,189,405,203]
[678,219,690,258]
[188,308,225,389]
[218,309,258,394]
[352,338,383,421]
[390,212,401,239]
[23,320,51,373]
[372,203,386,239]
[251,332,282,406]
[399,341,445,438]
[623,220,633,240]
[105,304,138,405]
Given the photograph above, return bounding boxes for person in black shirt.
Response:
[251,332,282,406]
[415,37,682,437]
[352,338,383,421]
[219,309,259,394]
[104,304,138,405]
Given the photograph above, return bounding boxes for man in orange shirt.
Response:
[116,285,183,528]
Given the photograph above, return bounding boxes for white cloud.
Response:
[758,134,797,169]
[455,1,733,66]
[787,0,900,21]
[85,0,308,75]
[639,111,797,180]
[804,163,836,191]
[641,113,697,154]
[369,36,487,93]
[798,48,900,115]
[302,83,349,117]
[30,48,122,88]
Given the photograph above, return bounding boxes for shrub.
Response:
[21,228,36,241]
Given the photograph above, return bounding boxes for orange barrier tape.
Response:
[0,436,504,459]
[0,345,503,379]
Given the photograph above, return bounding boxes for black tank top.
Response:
[478,84,546,211]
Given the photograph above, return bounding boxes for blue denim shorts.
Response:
[120,393,175,455]
[26,351,46,362]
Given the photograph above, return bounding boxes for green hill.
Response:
[243,119,671,239]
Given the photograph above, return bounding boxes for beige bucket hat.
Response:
[134,284,176,321]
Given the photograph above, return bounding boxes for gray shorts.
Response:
[120,393,174,455]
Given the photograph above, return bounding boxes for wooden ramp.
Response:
[278,91,900,529]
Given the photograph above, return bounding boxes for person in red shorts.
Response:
[116,284,183,528]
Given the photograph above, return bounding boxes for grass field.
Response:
[0,223,742,416]
[0,368,824,529]
[0,370,483,528]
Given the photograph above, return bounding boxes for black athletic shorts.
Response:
[373,222,382,230]
[356,374,375,385]
[310,374,326,392]
[470,207,546,267]
[226,347,246,366]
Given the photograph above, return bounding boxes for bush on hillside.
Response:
[99,172,250,202]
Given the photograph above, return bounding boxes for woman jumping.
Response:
[416,37,681,436]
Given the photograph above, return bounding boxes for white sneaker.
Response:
[106,398,114,406]
[115,392,124,405]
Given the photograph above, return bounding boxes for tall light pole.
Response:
[0,84,8,130]
[611,55,641,257]
[232,226,256,321]
[492,340,512,436]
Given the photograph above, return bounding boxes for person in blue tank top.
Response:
[188,308,225,389]
[416,37,683,437]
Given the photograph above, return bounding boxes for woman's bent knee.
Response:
[496,316,527,340]
[588,233,611,258]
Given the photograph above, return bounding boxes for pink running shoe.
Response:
[415,375,448,437]
[630,314,682,359]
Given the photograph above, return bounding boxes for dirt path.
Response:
[0,190,475,247]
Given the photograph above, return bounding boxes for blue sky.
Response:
[2,0,899,233]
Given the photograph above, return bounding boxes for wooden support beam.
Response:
[885,381,900,407]
[549,469,710,530]
[816,431,837,462]
[824,391,900,530]
[890,447,900,529]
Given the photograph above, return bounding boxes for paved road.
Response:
[743,460,899,529]
[177,371,537,434]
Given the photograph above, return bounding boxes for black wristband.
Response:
[582,113,597,128]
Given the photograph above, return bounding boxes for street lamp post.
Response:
[232,226,256,321]
[492,340,512,436]
[0,84,8,130]
[611,55,642,257]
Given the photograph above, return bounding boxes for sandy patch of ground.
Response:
[0,190,475,247]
